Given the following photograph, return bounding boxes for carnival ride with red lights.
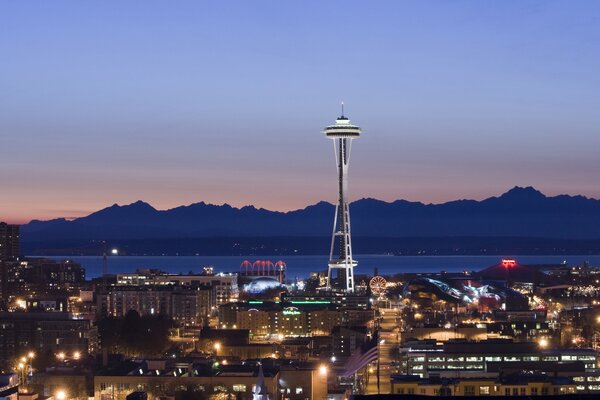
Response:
[240,260,286,283]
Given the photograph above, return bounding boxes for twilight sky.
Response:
[1,1,600,224]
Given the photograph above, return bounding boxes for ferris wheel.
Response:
[369,276,387,295]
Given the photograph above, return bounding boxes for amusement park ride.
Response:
[369,276,387,297]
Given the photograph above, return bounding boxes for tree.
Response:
[97,311,175,356]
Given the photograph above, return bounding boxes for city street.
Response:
[366,307,400,394]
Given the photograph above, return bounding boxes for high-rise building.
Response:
[0,223,20,305]
[323,108,362,292]
[0,223,19,261]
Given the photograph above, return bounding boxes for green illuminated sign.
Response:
[290,300,331,304]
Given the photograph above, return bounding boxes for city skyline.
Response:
[3,2,600,399]
[2,1,600,223]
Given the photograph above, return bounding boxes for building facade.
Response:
[115,271,238,306]
[399,339,600,393]
[0,312,89,369]
[0,224,19,261]
[390,374,577,397]
[90,363,326,400]
[219,301,373,339]
[97,285,212,327]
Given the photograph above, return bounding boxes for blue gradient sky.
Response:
[1,1,600,223]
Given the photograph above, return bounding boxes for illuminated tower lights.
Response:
[323,104,362,293]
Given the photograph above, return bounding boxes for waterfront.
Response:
[36,254,600,279]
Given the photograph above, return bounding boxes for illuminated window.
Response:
[523,356,539,361]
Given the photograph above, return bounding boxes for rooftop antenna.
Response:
[341,101,344,117]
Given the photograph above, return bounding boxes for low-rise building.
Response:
[390,374,577,397]
[399,339,600,393]
[115,270,238,306]
[219,300,372,339]
[88,361,327,400]
[332,326,368,358]
[0,312,90,369]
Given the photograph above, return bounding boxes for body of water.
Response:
[33,254,600,280]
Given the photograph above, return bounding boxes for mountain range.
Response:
[18,186,600,256]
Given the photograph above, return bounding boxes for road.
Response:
[365,307,399,394]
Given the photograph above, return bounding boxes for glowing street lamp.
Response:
[57,352,66,361]
[73,351,81,360]
[539,338,549,348]
[55,390,67,400]
[319,364,328,376]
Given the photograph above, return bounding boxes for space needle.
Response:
[324,104,362,293]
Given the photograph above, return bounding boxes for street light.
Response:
[319,364,328,376]
[26,351,35,377]
[73,351,81,360]
[57,352,66,361]
[55,390,67,400]
[539,338,549,348]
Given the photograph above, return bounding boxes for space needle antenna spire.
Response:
[322,105,363,293]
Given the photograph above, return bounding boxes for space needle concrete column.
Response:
[324,107,362,292]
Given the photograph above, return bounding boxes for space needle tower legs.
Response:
[323,106,363,293]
